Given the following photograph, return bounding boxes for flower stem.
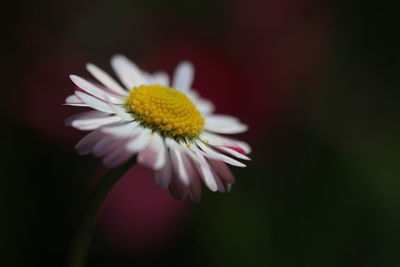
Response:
[67,158,136,267]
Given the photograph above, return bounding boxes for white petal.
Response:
[201,132,251,154]
[206,114,240,122]
[188,148,225,193]
[74,130,104,155]
[195,140,246,168]
[73,117,122,131]
[208,159,235,184]
[64,103,88,107]
[154,146,172,187]
[86,63,128,96]
[103,95,133,121]
[125,128,151,152]
[205,115,248,134]
[111,54,147,89]
[65,111,107,125]
[66,113,122,131]
[102,146,133,168]
[70,75,121,103]
[166,139,191,186]
[194,98,215,115]
[187,173,202,202]
[196,141,246,168]
[101,122,139,137]
[184,152,202,202]
[75,91,114,113]
[186,148,218,192]
[92,136,121,157]
[65,94,85,105]
[168,176,188,200]
[179,144,202,202]
[225,183,233,193]
[212,169,226,193]
[188,90,215,115]
[138,134,166,170]
[172,61,194,93]
[218,146,251,161]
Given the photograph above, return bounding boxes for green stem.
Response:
[67,158,136,267]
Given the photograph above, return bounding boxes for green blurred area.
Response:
[1,0,400,266]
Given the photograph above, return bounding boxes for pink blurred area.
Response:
[97,165,188,253]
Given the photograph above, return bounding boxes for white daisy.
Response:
[65,55,251,201]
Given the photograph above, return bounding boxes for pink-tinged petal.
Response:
[172,61,193,93]
[176,144,202,201]
[163,143,203,201]
[225,183,233,193]
[74,130,104,155]
[169,175,188,200]
[179,144,201,202]
[201,132,252,154]
[154,147,172,187]
[92,136,119,157]
[187,170,202,202]
[192,155,225,193]
[166,139,191,186]
[221,145,246,154]
[86,63,128,97]
[138,134,166,170]
[75,91,114,113]
[111,54,147,89]
[195,140,246,168]
[213,169,226,193]
[217,146,251,161]
[208,159,235,184]
[102,143,133,168]
[186,147,218,192]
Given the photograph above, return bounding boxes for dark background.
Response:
[1,0,400,266]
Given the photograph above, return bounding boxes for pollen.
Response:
[126,85,204,140]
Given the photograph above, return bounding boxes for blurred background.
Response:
[1,0,400,266]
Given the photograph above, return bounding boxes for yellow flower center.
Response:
[126,85,204,140]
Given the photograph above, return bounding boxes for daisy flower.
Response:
[65,55,251,201]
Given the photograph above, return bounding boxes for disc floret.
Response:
[126,85,204,141]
